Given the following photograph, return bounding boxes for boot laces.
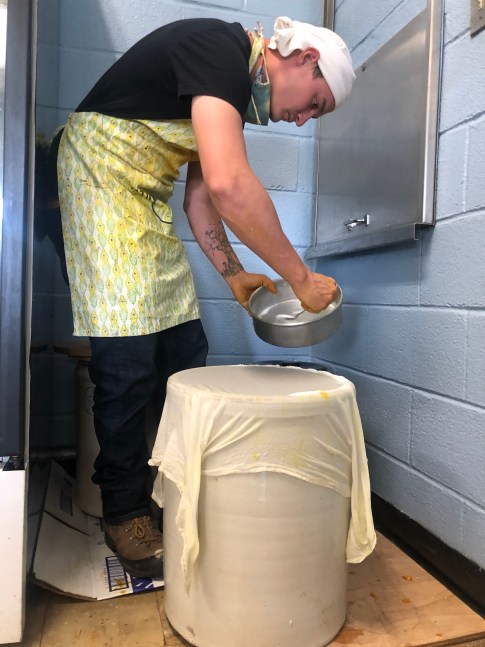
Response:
[128,516,161,546]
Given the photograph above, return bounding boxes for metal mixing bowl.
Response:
[248,279,343,348]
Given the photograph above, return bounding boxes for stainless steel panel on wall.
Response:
[307,0,443,259]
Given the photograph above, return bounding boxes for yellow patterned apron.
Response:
[58,31,262,338]
[58,113,200,337]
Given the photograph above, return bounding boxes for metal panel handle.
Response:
[344,215,370,231]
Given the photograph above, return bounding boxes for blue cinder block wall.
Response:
[315,0,485,570]
[33,0,485,570]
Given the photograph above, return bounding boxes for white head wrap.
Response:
[268,16,355,108]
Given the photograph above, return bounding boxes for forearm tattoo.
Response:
[205,222,244,278]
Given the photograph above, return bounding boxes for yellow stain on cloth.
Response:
[289,390,331,399]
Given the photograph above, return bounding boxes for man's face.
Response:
[269,57,336,126]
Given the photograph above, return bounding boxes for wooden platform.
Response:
[10,533,485,647]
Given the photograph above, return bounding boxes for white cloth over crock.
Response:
[149,365,376,589]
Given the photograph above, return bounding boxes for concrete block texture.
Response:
[197,0,244,9]
[411,391,485,507]
[245,132,300,191]
[367,447,468,564]
[298,137,318,193]
[247,118,317,139]
[466,313,485,407]
[420,213,485,308]
[270,192,315,248]
[335,368,412,463]
[185,242,236,300]
[467,116,485,212]
[444,0,470,44]
[58,48,119,111]
[181,7,274,36]
[244,0,323,25]
[366,306,467,398]
[199,299,251,356]
[315,241,421,306]
[180,2,322,30]
[313,304,368,371]
[434,124,467,219]
[37,0,60,46]
[440,31,485,132]
[59,0,183,52]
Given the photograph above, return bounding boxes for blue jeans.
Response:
[88,319,208,523]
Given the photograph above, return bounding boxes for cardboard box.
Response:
[32,462,164,599]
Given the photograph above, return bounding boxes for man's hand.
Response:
[226,272,277,313]
[291,271,338,313]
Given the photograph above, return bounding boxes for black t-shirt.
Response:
[76,18,252,121]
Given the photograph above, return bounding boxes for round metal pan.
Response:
[248,279,343,348]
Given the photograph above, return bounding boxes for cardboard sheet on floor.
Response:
[32,461,164,600]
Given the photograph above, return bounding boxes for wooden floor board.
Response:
[330,535,485,646]
[7,533,485,647]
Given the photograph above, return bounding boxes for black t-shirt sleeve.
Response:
[170,28,250,118]
[75,19,251,121]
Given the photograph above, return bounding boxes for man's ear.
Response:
[300,47,320,66]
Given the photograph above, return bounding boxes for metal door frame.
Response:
[0,0,36,456]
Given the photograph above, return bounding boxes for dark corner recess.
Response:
[372,493,485,617]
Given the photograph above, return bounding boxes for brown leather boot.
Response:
[104,515,163,578]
